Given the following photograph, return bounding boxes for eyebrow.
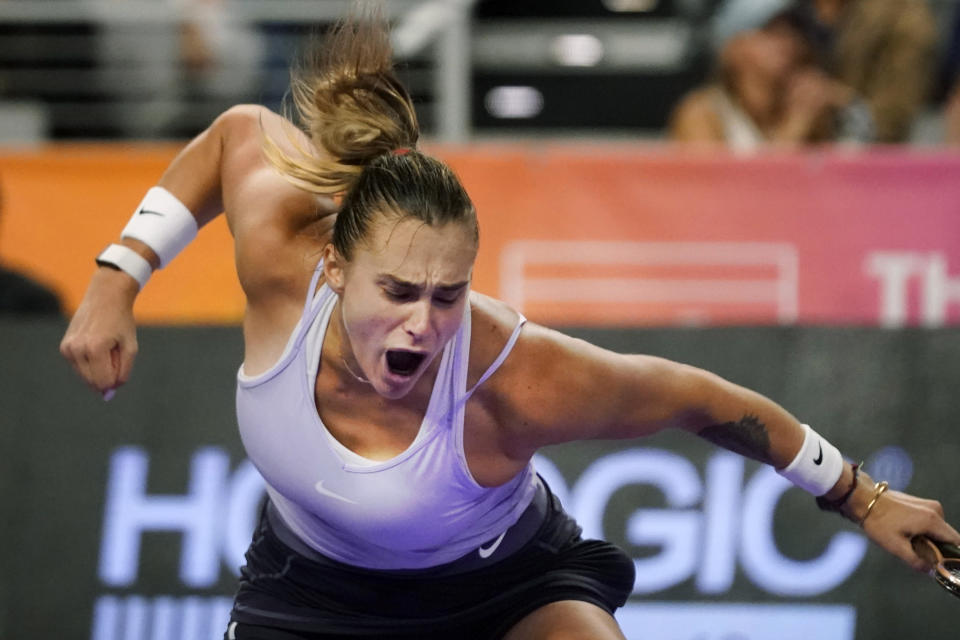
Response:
[378,275,470,292]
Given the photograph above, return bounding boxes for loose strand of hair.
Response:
[261,3,419,196]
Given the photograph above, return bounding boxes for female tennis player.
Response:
[61,11,959,640]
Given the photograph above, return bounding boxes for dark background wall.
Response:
[2,319,958,639]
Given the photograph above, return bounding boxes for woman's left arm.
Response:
[493,322,960,570]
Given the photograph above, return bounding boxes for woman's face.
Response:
[325,214,478,400]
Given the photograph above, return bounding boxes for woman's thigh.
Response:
[500,600,627,640]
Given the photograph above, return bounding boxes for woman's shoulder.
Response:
[465,291,524,388]
[215,104,318,169]
[219,105,335,317]
[216,103,336,235]
[214,104,287,154]
[668,85,725,142]
[216,104,292,137]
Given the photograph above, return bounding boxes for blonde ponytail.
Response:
[263,7,419,195]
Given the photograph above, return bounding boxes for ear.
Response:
[323,244,346,295]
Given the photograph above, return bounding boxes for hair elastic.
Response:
[816,461,862,512]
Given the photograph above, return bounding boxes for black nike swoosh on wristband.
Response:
[813,442,823,465]
[138,208,165,216]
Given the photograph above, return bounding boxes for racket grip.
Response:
[934,540,960,559]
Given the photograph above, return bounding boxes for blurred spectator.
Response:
[947,86,960,144]
[177,0,265,128]
[0,181,63,317]
[941,4,960,146]
[669,0,853,151]
[804,0,937,143]
[96,0,264,139]
[0,263,63,316]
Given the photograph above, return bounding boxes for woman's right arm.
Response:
[60,104,332,396]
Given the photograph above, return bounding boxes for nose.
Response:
[404,300,432,341]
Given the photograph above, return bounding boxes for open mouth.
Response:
[385,350,427,377]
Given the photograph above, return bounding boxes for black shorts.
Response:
[226,480,635,640]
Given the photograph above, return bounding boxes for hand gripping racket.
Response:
[912,536,960,598]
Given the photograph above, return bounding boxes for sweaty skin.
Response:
[321,217,477,401]
[61,104,960,581]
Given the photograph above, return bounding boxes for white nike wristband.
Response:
[96,243,153,290]
[121,186,198,268]
[776,423,844,496]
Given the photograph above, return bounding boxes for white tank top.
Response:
[713,85,765,153]
[236,261,536,569]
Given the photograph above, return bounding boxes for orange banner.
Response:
[2,144,960,326]
[0,144,242,323]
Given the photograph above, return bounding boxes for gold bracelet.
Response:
[859,480,890,527]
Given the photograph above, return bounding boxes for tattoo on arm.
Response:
[698,414,773,465]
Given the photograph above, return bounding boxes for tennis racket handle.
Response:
[933,539,960,559]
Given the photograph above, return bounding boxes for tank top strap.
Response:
[303,259,326,315]
[464,312,527,398]
[290,259,330,350]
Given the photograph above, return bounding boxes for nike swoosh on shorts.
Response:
[478,531,507,558]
